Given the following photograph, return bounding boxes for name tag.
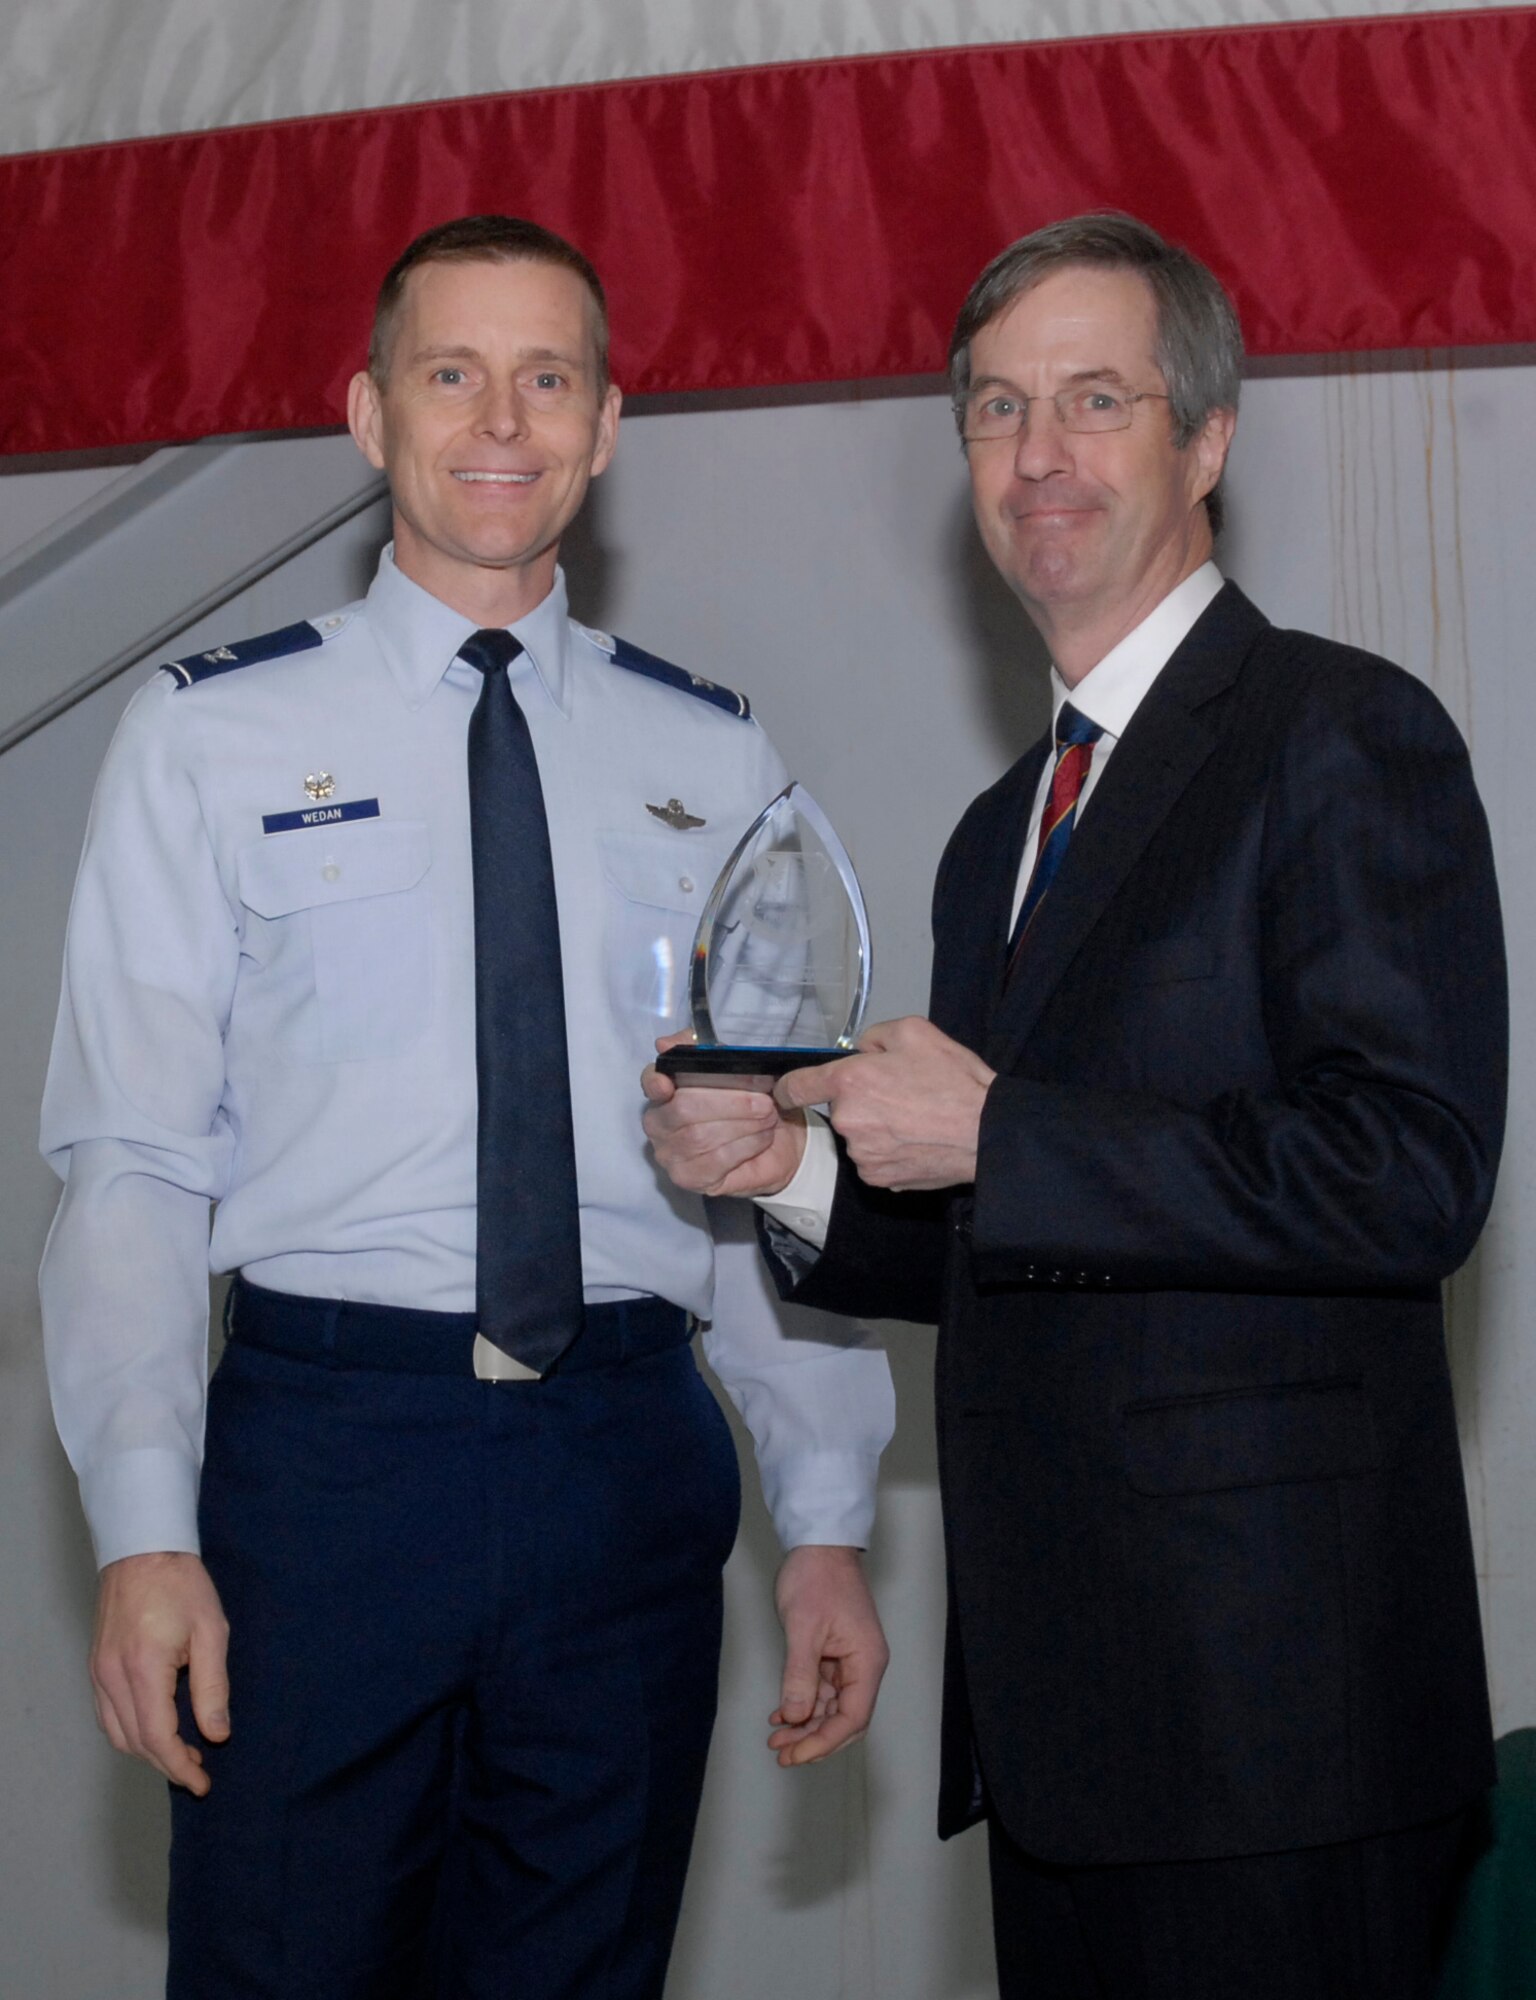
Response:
[262,798,381,835]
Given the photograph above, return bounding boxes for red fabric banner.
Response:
[4,10,1536,455]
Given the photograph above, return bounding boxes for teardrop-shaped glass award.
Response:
[657,783,871,1087]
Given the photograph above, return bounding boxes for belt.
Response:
[227,1275,691,1381]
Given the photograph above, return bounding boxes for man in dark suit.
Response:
[642,213,1505,1997]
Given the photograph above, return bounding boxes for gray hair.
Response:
[948,212,1243,533]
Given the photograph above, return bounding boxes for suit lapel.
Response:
[982,584,1268,1071]
[933,739,1048,1051]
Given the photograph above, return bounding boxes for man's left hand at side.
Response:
[777,1016,995,1192]
[769,1545,889,1767]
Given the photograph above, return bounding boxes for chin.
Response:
[448,526,545,569]
[1015,551,1093,601]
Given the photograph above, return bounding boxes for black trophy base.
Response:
[657,1045,847,1092]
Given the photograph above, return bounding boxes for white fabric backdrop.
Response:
[3,0,1525,154]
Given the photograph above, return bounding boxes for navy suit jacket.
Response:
[769,584,1503,1864]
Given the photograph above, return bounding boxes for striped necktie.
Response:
[1005,701,1104,985]
[461,628,584,1378]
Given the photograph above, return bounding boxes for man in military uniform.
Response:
[40,215,893,1998]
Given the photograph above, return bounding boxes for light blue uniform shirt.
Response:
[41,551,893,1567]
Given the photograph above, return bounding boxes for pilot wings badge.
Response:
[646,798,705,831]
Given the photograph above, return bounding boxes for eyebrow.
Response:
[516,347,585,369]
[967,366,1138,395]
[406,344,588,370]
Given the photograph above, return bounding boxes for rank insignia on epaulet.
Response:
[161,620,325,689]
[599,633,752,720]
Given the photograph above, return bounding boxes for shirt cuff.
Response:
[757,1449,882,1552]
[755,1112,838,1250]
[80,1447,201,1569]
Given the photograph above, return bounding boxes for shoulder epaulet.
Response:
[589,629,751,720]
[161,619,325,689]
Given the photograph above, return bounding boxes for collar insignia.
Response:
[646,798,705,831]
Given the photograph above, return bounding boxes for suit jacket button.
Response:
[1049,1269,1064,1285]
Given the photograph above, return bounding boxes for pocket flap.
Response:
[1123,1375,1380,1496]
[600,829,715,914]
[1121,935,1219,985]
[237,820,431,917]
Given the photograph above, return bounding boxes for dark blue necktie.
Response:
[1005,701,1104,984]
[461,628,584,1376]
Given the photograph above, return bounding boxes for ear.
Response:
[347,370,387,472]
[589,383,623,480]
[1190,405,1236,506]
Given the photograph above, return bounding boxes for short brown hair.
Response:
[949,212,1242,535]
[368,214,610,387]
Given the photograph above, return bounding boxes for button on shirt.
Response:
[41,549,893,1565]
[760,562,1225,1244]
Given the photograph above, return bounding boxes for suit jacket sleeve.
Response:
[971,656,1506,1292]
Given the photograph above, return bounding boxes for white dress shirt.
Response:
[41,550,893,1564]
[759,563,1225,1247]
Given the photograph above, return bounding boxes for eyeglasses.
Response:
[961,382,1171,444]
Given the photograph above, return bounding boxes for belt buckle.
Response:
[472,1333,542,1383]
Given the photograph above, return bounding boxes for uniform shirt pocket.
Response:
[235,820,432,1062]
[599,831,713,1055]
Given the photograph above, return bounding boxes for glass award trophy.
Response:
[657,783,872,1089]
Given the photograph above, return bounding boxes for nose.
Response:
[476,379,529,442]
[1011,399,1073,481]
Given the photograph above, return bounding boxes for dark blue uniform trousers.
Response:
[168,1281,741,2000]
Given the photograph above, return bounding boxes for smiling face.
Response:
[964,265,1233,679]
[347,256,621,625]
